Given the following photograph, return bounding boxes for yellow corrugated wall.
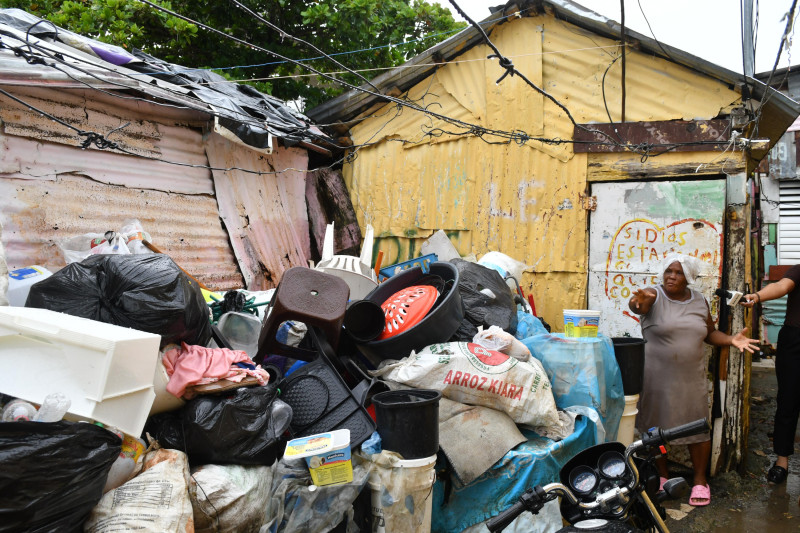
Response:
[343,13,741,329]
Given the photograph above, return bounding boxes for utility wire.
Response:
[754,0,798,137]
[131,0,582,147]
[228,0,381,93]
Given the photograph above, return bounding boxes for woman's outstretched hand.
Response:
[629,288,656,315]
[731,327,759,353]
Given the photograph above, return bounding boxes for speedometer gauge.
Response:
[599,451,626,478]
[569,465,598,494]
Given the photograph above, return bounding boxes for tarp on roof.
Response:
[0,8,330,151]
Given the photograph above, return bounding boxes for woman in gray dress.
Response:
[628,253,758,506]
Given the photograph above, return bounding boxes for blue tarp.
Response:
[431,415,598,533]
[516,313,625,442]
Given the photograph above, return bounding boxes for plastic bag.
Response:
[448,258,517,341]
[119,218,154,255]
[473,325,531,361]
[263,455,371,533]
[190,463,275,533]
[59,231,131,264]
[25,254,212,348]
[0,421,121,533]
[144,384,292,466]
[519,334,624,441]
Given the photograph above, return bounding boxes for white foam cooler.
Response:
[0,306,161,435]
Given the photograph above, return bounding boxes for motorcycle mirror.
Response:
[657,478,690,502]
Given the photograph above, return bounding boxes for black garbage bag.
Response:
[144,383,292,466]
[26,254,211,348]
[0,421,121,533]
[449,258,518,341]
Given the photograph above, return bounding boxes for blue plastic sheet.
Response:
[516,317,624,442]
[431,415,598,533]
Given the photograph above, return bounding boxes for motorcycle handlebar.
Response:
[639,418,710,449]
[486,500,527,533]
[660,418,710,442]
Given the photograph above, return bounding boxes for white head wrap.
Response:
[660,252,700,285]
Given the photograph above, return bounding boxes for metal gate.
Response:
[588,179,726,337]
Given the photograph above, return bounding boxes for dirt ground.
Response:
[658,360,800,532]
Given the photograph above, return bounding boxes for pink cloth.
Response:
[162,343,267,398]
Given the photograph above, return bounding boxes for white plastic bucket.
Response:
[563,309,600,337]
[617,394,639,446]
[368,454,436,533]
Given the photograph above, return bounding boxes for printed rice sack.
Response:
[374,342,558,428]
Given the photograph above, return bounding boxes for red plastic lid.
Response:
[377,285,439,340]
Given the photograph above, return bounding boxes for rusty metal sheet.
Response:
[587,179,726,338]
[0,173,243,290]
[573,120,731,153]
[205,132,310,290]
[339,10,745,331]
[0,85,213,195]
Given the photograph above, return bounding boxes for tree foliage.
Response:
[2,0,465,110]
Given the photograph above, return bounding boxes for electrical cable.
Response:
[637,0,676,62]
[4,6,737,160]
[130,0,562,146]
[5,31,340,150]
[228,0,381,94]
[753,0,798,138]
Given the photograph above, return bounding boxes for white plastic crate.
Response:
[0,306,161,436]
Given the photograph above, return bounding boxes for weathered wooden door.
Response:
[587,179,727,337]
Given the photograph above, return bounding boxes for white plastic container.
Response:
[368,454,437,533]
[149,353,185,416]
[284,429,353,487]
[563,309,601,338]
[617,394,640,446]
[0,306,161,436]
[7,265,52,307]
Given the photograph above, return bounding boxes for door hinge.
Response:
[581,194,597,211]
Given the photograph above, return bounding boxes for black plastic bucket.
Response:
[611,337,646,396]
[372,389,442,459]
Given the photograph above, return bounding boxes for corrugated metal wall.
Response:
[0,85,247,290]
[206,132,311,290]
[343,12,742,329]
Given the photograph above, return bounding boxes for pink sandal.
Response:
[658,477,668,492]
[689,484,711,506]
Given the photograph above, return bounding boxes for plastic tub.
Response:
[611,337,646,395]
[357,262,463,362]
[368,454,437,533]
[7,265,51,307]
[563,309,600,337]
[284,429,353,486]
[0,306,161,436]
[372,389,441,459]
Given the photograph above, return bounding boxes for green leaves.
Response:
[2,0,464,110]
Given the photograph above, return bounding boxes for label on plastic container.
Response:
[563,311,600,338]
[120,435,146,461]
[285,430,352,486]
[9,266,46,280]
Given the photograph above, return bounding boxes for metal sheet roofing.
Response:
[308,0,800,131]
[0,8,332,151]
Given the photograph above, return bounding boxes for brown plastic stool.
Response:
[254,267,350,364]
